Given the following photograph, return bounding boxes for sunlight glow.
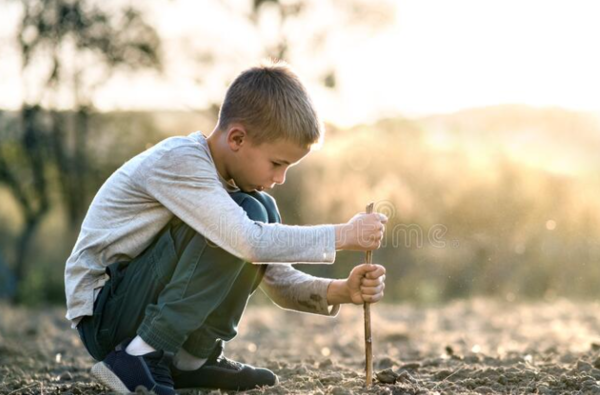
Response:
[1,0,600,126]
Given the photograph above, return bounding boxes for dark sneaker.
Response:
[172,342,278,391]
[91,339,176,395]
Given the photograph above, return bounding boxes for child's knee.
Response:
[232,194,270,223]
[248,192,281,223]
[230,191,281,223]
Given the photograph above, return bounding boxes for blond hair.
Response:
[217,60,323,148]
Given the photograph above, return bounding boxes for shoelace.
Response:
[145,351,175,388]
[214,354,243,371]
[208,342,243,371]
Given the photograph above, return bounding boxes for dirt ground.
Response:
[3,299,600,394]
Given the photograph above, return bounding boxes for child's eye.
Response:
[271,162,281,167]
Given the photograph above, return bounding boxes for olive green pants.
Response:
[77,191,280,361]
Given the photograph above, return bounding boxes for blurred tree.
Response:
[17,0,161,226]
[247,0,395,86]
[0,0,161,302]
[191,0,396,116]
[0,248,17,299]
[0,105,50,302]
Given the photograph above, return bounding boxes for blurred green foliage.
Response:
[0,0,162,303]
[2,105,600,305]
[290,106,600,304]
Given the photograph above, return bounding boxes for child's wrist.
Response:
[334,224,349,250]
[326,279,351,305]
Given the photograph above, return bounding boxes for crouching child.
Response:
[65,61,388,394]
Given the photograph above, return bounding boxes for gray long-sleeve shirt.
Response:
[65,132,339,325]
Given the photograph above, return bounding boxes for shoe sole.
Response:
[175,374,279,391]
[91,361,133,394]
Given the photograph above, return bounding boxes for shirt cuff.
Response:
[316,278,341,317]
[322,225,336,262]
[327,303,341,317]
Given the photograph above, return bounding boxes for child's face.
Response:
[231,136,310,193]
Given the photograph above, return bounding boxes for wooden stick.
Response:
[364,202,374,386]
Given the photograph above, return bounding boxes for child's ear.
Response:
[226,125,247,151]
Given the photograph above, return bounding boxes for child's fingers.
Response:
[367,293,384,302]
[361,276,385,287]
[364,264,386,279]
[360,283,385,295]
[359,263,384,271]
[362,289,385,303]
[353,263,374,277]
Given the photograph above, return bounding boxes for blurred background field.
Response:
[1,0,600,307]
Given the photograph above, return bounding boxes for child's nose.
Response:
[273,171,286,185]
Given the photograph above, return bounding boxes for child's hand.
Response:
[326,264,386,305]
[346,264,386,304]
[335,212,388,251]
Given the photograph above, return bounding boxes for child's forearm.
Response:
[326,279,351,305]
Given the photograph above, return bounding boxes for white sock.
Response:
[174,348,207,371]
[125,335,157,356]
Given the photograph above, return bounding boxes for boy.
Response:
[65,61,388,394]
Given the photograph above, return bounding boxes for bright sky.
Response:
[1,0,600,126]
